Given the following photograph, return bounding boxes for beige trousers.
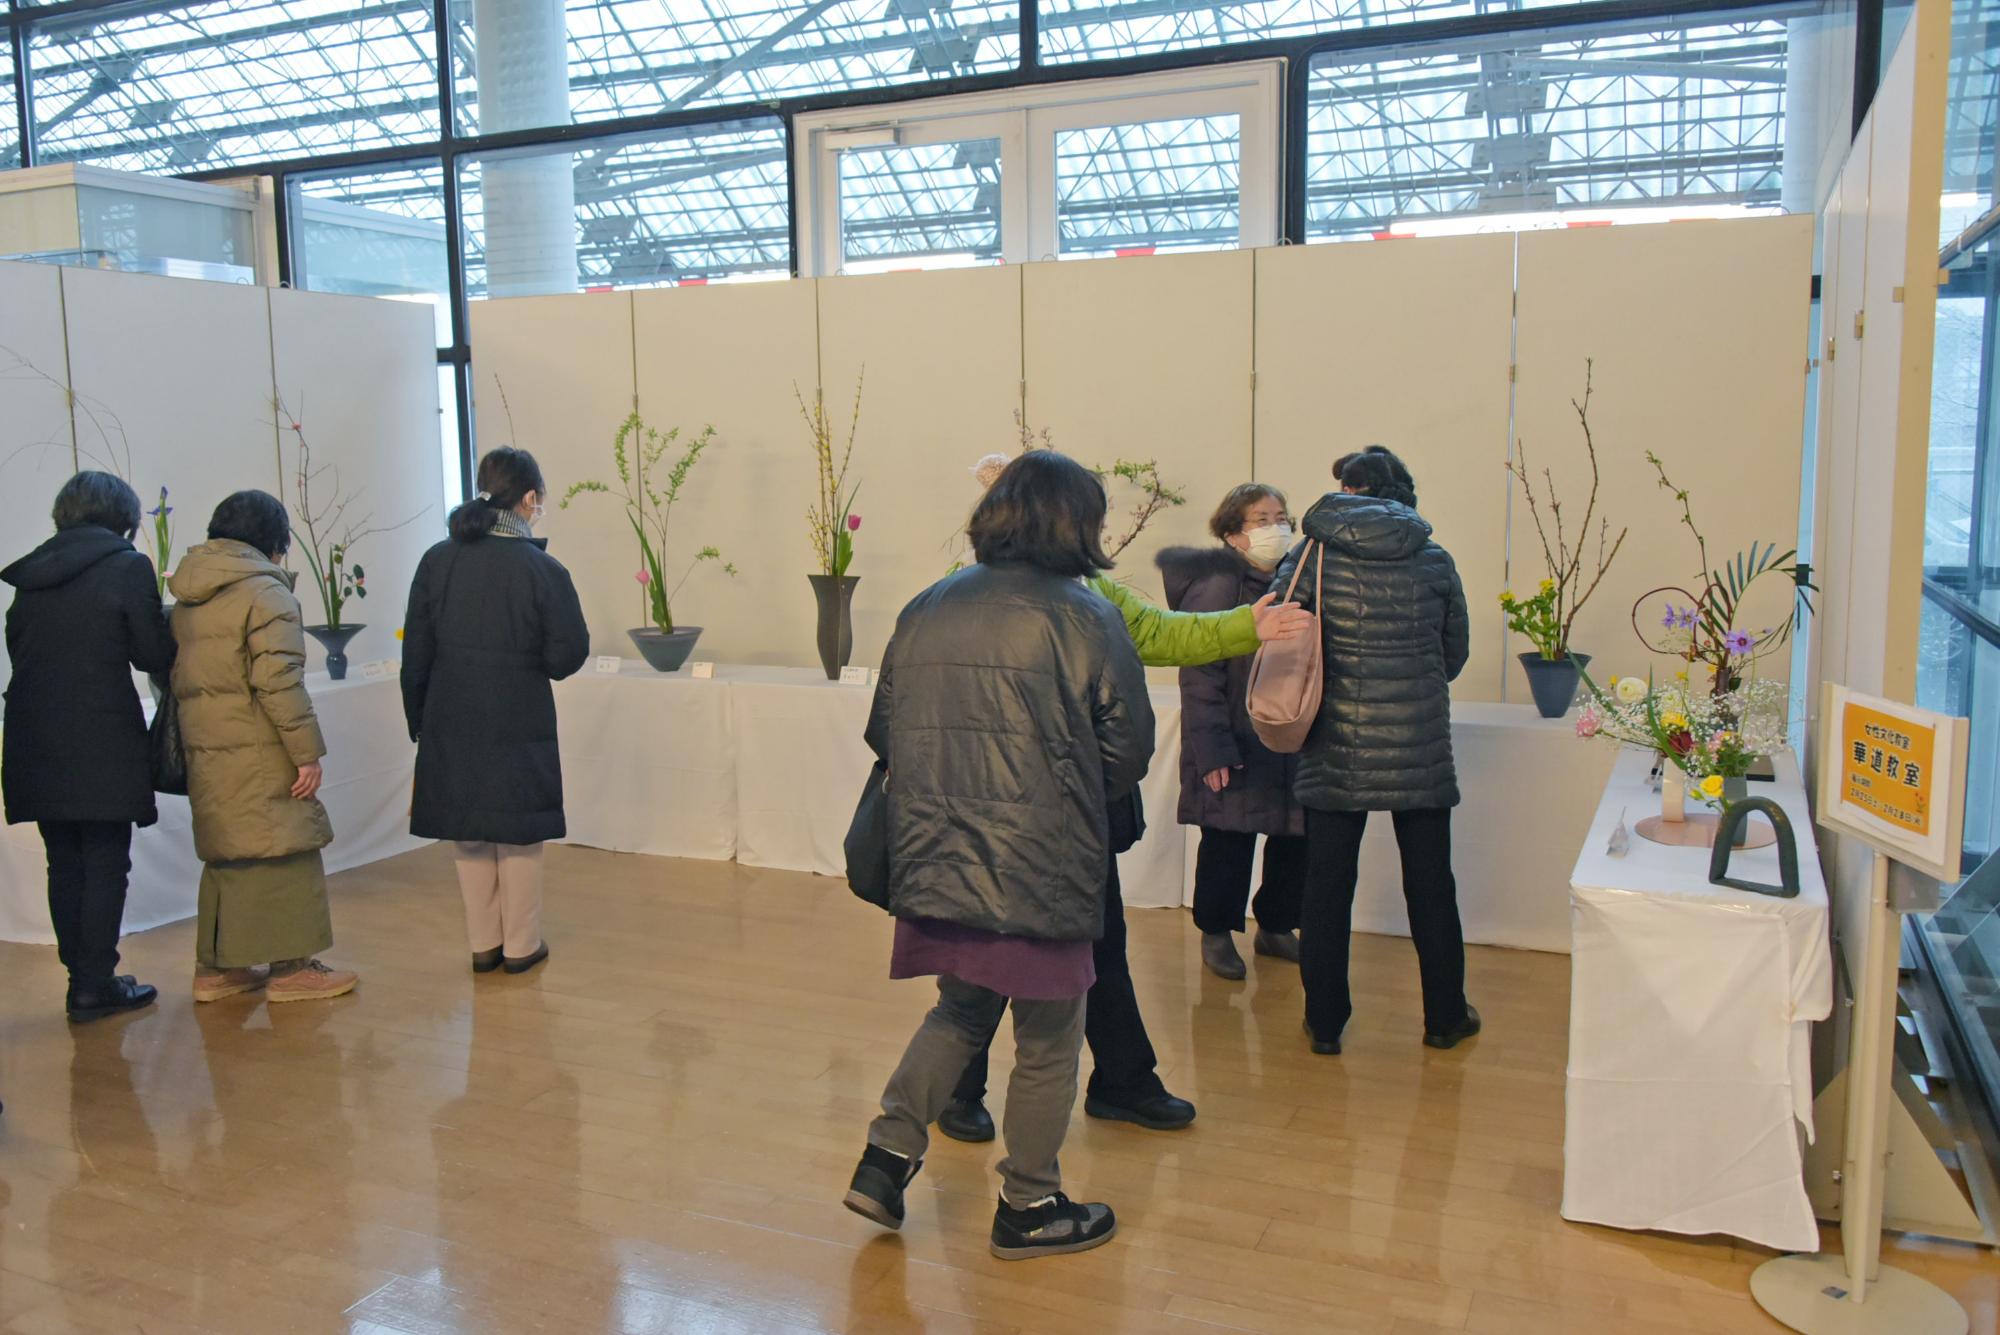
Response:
[453,841,544,958]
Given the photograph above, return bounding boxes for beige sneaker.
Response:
[266,960,358,1003]
[192,965,269,1003]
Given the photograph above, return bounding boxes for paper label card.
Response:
[360,660,389,681]
[595,656,623,675]
[839,666,871,686]
[690,662,716,679]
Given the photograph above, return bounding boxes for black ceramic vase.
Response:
[1519,651,1590,719]
[306,624,363,681]
[810,575,858,680]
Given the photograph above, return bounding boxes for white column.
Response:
[473,0,577,297]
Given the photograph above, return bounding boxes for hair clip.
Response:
[477,491,492,502]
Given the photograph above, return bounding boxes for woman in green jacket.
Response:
[932,555,1309,1142]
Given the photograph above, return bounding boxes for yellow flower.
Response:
[1700,775,1725,800]
[394,627,405,641]
[1498,590,1515,606]
[1674,669,1689,683]
[1539,578,1556,594]
[1661,712,1688,731]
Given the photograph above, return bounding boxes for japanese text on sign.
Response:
[1839,702,1935,838]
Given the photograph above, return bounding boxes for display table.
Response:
[0,673,426,944]
[1562,747,1832,1252]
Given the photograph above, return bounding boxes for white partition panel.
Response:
[469,292,637,659]
[1252,236,1516,700]
[61,267,282,587]
[0,261,78,687]
[1023,251,1255,608]
[817,266,1024,666]
[1515,217,1814,690]
[634,279,821,666]
[269,287,444,672]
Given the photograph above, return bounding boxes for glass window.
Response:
[459,119,789,301]
[289,162,453,348]
[27,0,441,172]
[1941,0,2000,246]
[839,138,1002,272]
[448,0,1019,137]
[1930,283,1987,574]
[1056,114,1241,258]
[438,362,465,511]
[1304,16,1797,241]
[1040,0,1589,64]
[1,38,18,169]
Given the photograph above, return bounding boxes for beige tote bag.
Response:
[1245,541,1323,754]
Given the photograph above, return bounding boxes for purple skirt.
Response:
[890,918,1095,1001]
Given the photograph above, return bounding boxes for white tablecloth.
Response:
[1562,747,1832,1251]
[0,673,426,944]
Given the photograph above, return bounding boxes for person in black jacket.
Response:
[1274,447,1478,1056]
[3,470,175,1022]
[401,448,590,976]
[1157,483,1309,981]
[845,450,1152,1261]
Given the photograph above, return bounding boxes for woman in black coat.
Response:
[1274,447,1476,1057]
[401,448,590,976]
[1157,483,1308,981]
[3,471,175,1021]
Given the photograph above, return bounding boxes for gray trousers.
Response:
[870,973,1087,1205]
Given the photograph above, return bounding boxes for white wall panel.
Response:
[0,261,78,687]
[1024,251,1255,610]
[817,266,1024,668]
[1516,217,1814,693]
[468,292,636,660]
[634,279,822,666]
[1253,236,1516,700]
[269,287,444,672]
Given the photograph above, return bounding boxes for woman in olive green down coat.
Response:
[168,490,356,1004]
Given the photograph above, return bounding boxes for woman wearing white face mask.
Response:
[1156,485,1310,980]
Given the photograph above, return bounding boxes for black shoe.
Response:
[1084,1090,1196,1130]
[936,1099,996,1144]
[1200,932,1246,980]
[1424,1003,1482,1050]
[990,1192,1118,1261]
[1303,1020,1340,1056]
[471,948,504,974]
[501,942,549,975]
[843,1144,922,1230]
[66,975,157,1024]
[1254,928,1301,964]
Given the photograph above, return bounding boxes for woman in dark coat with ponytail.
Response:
[401,448,590,975]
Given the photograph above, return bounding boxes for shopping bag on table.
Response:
[1245,540,1324,754]
[843,762,892,911]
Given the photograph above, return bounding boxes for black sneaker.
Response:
[843,1144,921,1230]
[936,1099,996,1144]
[65,976,157,1024]
[1423,1003,1482,1050]
[1084,1090,1195,1130]
[990,1192,1118,1261]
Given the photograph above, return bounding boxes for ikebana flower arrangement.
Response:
[145,486,175,598]
[1014,412,1185,559]
[562,410,732,673]
[1578,670,1788,837]
[797,373,864,678]
[1503,361,1627,717]
[278,398,418,679]
[1634,451,1814,695]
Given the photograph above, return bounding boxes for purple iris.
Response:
[1661,604,1698,631]
[1723,629,1754,656]
[147,485,171,519]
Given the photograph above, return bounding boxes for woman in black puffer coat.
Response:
[1157,483,1307,982]
[1273,446,1475,1056]
[3,471,175,1022]
[402,447,590,976]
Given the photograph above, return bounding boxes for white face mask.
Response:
[1243,522,1292,567]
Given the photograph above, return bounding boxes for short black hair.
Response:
[1335,445,1418,508]
[967,450,1112,578]
[51,470,141,539]
[207,489,292,559]
[449,446,547,542]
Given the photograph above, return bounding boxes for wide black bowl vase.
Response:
[810,575,859,680]
[628,626,703,672]
[1518,651,1590,719]
[306,624,363,681]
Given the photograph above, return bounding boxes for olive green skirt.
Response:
[196,849,333,969]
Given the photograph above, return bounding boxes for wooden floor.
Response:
[0,844,1993,1335]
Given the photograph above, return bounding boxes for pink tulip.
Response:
[847,514,863,532]
[635,568,651,585]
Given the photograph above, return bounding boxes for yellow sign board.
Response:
[1817,684,1968,884]
[1837,701,1936,838]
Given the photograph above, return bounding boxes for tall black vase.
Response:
[809,575,858,680]
[306,624,364,681]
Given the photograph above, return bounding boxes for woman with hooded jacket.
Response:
[1274,447,1477,1056]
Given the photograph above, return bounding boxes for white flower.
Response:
[971,453,1012,489]
[1615,676,1647,705]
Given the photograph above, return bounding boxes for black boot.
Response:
[1423,1003,1482,1050]
[990,1193,1118,1260]
[843,1144,922,1230]
[66,975,157,1024]
[936,1099,996,1144]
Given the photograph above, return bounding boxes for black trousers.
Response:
[39,820,134,986]
[1191,829,1307,935]
[951,861,1165,1107]
[1300,807,1467,1041]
